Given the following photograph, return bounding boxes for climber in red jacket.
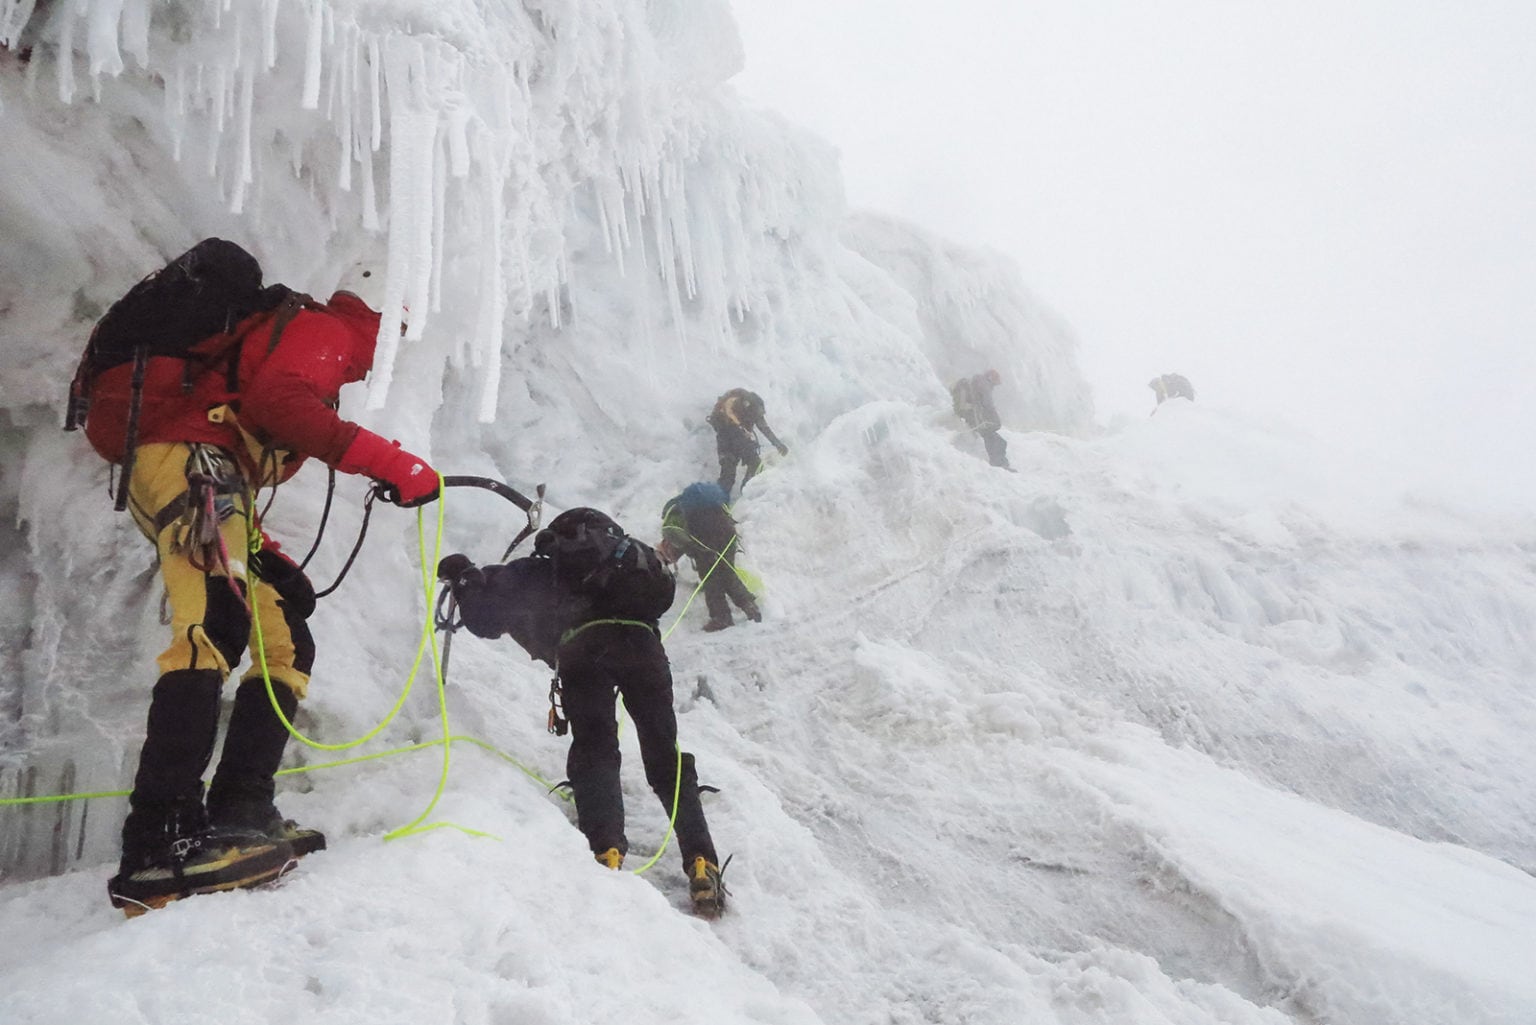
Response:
[81,244,438,915]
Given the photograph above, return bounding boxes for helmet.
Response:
[335,260,383,311]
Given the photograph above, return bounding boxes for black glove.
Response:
[438,553,480,585]
[438,554,510,639]
[252,547,317,619]
[774,442,789,457]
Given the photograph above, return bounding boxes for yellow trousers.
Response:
[126,442,311,699]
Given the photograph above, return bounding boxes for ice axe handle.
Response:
[441,475,538,512]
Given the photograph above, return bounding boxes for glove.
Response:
[436,555,511,640]
[438,553,482,587]
[338,429,440,507]
[656,539,681,564]
[252,540,317,619]
[774,442,789,457]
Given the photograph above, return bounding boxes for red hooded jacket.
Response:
[84,291,381,480]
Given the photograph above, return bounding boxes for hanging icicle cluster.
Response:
[8,0,831,422]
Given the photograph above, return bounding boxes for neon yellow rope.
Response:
[246,487,434,752]
[0,735,570,808]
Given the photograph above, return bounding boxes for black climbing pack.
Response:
[445,555,584,667]
[534,508,676,621]
[65,238,301,509]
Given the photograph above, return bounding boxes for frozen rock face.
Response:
[842,211,1095,436]
[0,0,1093,878]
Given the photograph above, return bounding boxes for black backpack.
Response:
[456,556,586,667]
[66,239,302,509]
[534,508,676,622]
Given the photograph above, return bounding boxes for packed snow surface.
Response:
[2,3,1534,1025]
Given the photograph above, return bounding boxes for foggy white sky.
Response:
[727,1,1536,508]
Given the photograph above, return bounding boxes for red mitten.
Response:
[338,429,440,507]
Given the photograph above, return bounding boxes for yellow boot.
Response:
[688,855,729,918]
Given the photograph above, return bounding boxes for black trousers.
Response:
[980,429,1010,468]
[689,545,755,623]
[558,623,717,868]
[714,423,761,495]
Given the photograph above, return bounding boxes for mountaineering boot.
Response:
[207,678,326,858]
[209,802,327,859]
[701,617,733,633]
[595,847,625,870]
[687,855,728,919]
[109,670,295,916]
[108,798,295,917]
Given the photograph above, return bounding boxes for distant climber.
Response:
[438,507,729,917]
[707,387,787,496]
[951,369,1010,469]
[1149,373,1195,411]
[68,239,439,915]
[657,482,760,633]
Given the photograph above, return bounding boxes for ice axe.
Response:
[437,475,546,560]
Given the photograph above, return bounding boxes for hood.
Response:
[326,290,384,383]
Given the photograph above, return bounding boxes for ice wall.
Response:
[0,0,1094,879]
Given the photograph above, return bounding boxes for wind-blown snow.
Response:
[2,3,1535,1025]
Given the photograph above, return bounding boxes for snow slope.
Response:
[3,3,1535,1024]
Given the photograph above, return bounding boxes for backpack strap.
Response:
[112,347,150,512]
[265,292,320,355]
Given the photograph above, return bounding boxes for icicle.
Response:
[166,61,186,161]
[229,63,255,214]
[403,116,436,335]
[261,0,278,69]
[358,114,379,230]
[336,26,355,191]
[368,38,382,151]
[473,131,506,422]
[323,51,335,120]
[206,64,225,177]
[431,131,447,314]
[55,0,77,104]
[230,0,243,73]
[0,1,39,49]
[665,160,699,300]
[121,0,150,68]
[367,35,439,410]
[301,0,322,109]
[445,104,471,178]
[596,187,614,256]
[86,0,126,81]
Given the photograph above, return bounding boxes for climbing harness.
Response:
[152,444,252,608]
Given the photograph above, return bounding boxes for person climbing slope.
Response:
[707,387,787,497]
[951,368,1010,469]
[1148,372,1195,411]
[657,482,760,633]
[438,507,729,917]
[69,239,439,915]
